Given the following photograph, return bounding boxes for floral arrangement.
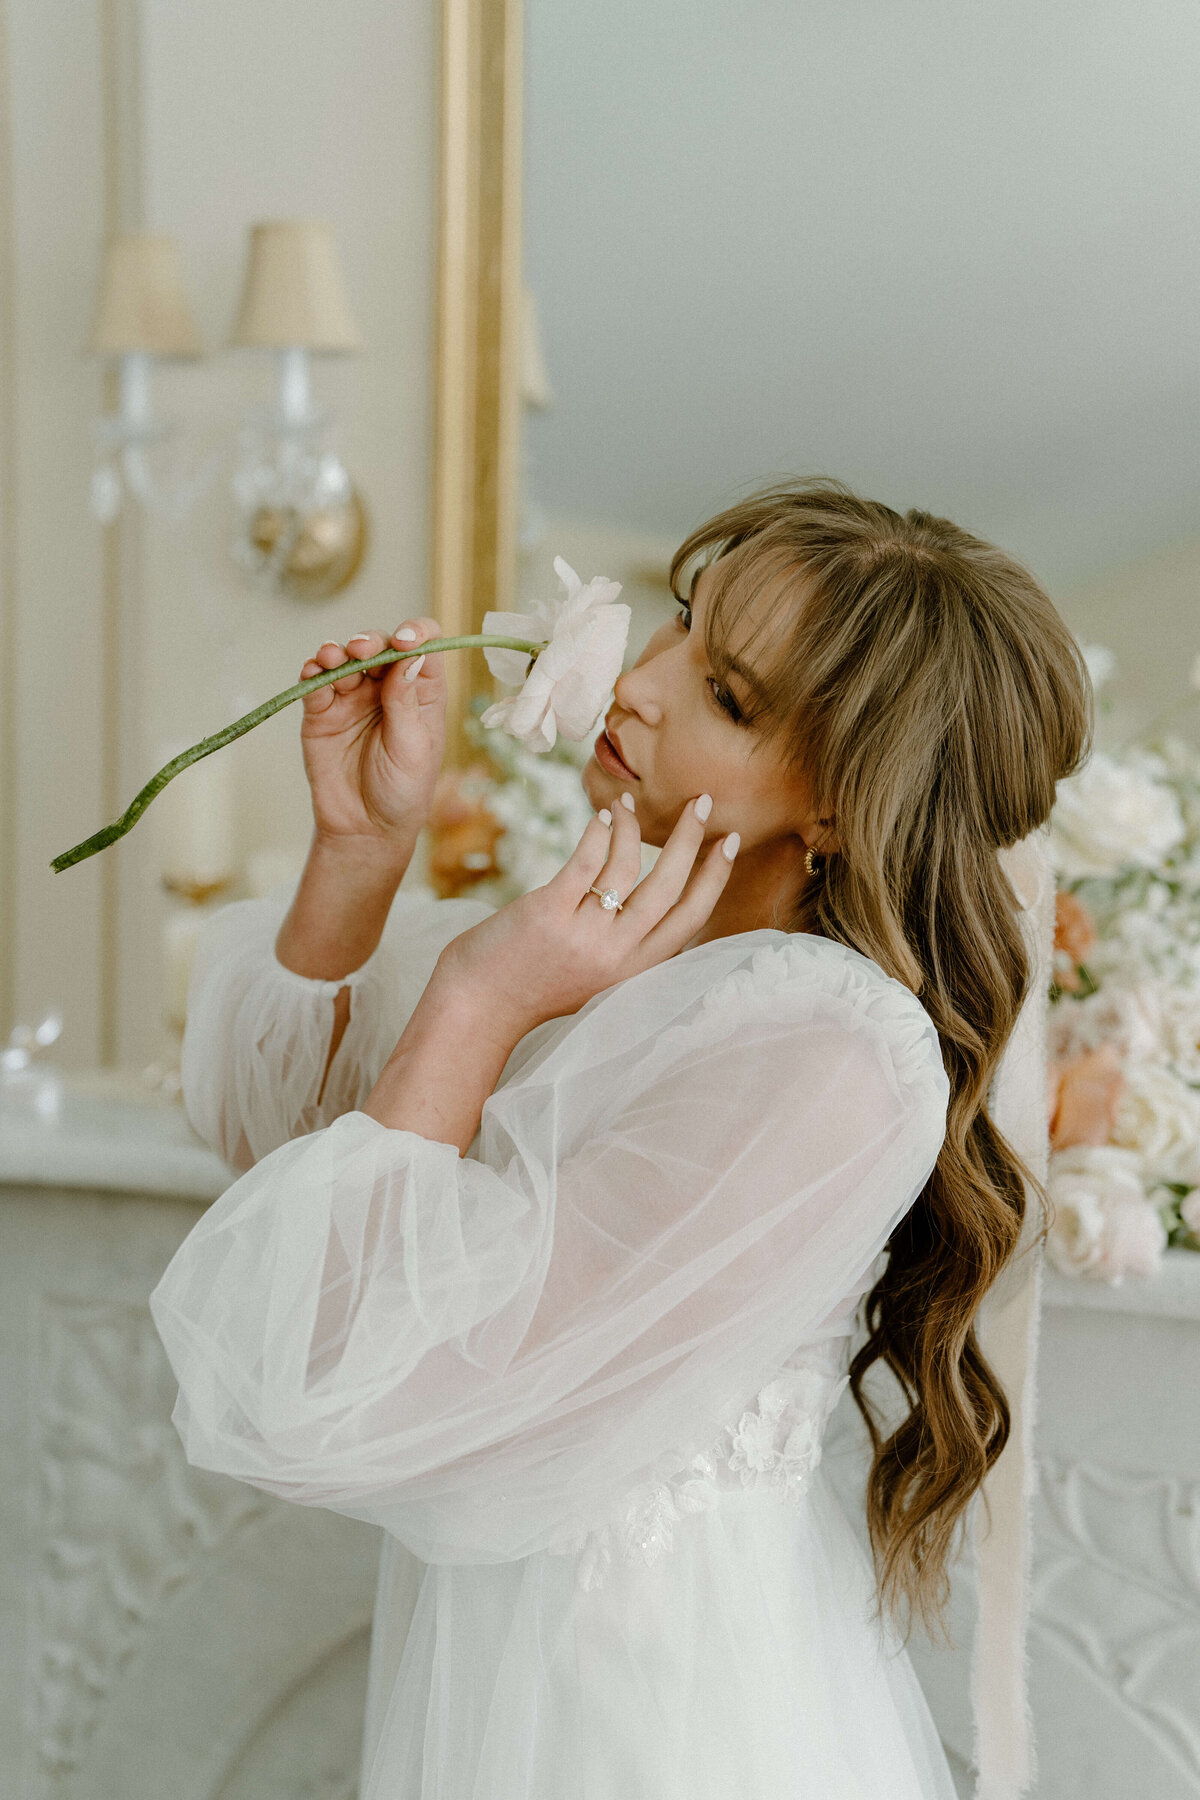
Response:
[426,706,599,905]
[1045,649,1200,1282]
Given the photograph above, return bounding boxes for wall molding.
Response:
[97,0,145,1066]
[32,1294,274,1787]
[1033,1454,1200,1786]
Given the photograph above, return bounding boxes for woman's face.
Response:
[581,560,824,856]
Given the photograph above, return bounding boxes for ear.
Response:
[803,812,841,857]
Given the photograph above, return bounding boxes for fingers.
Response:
[621,793,712,928]
[345,629,389,680]
[300,638,370,712]
[594,792,643,906]
[300,620,444,719]
[637,834,740,963]
[551,808,618,902]
[381,617,446,715]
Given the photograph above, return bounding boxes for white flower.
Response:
[1048,752,1186,880]
[1046,1143,1167,1283]
[727,1405,782,1482]
[1112,1060,1200,1186]
[1156,984,1200,1084]
[1048,982,1162,1068]
[479,557,631,752]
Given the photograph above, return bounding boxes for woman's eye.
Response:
[676,600,693,632]
[707,677,745,724]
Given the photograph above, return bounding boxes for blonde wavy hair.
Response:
[669,478,1091,1631]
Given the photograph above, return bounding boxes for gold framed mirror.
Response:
[430,0,524,762]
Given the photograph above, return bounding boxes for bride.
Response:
[150,479,1090,1799]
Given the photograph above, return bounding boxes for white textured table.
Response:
[3,1068,1198,1798]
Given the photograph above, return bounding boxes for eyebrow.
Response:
[728,656,773,704]
[691,563,774,710]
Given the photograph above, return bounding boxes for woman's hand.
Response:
[297,618,446,857]
[362,794,740,1151]
[436,793,741,1039]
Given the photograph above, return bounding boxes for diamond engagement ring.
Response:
[588,886,624,912]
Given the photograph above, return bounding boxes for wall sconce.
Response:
[88,231,213,522]
[229,220,368,601]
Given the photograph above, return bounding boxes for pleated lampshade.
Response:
[88,232,204,357]
[230,220,363,352]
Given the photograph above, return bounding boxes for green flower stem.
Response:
[50,633,544,874]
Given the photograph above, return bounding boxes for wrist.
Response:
[426,945,543,1048]
[421,958,534,1052]
[364,963,524,1149]
[310,827,416,882]
[275,832,412,982]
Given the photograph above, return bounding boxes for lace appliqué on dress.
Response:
[554,1353,849,1593]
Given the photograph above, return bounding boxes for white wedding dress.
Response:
[149,877,969,1800]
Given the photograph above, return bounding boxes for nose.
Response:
[613,656,664,727]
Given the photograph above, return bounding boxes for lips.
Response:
[594,724,638,781]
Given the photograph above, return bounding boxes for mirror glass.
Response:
[521,0,1200,738]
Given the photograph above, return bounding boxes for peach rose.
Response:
[1048,1041,1125,1150]
[1053,891,1097,992]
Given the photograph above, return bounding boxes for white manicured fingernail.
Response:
[318,641,341,652]
[620,792,636,812]
[694,793,713,823]
[347,633,372,645]
[722,832,740,861]
[403,653,426,681]
[395,626,418,641]
[597,808,612,825]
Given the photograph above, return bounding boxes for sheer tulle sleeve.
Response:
[179,878,494,1172]
[151,932,949,1567]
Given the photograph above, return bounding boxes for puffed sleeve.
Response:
[179,877,494,1172]
[150,932,949,1566]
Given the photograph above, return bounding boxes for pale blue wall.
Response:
[525,0,1200,597]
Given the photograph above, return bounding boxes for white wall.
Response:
[4,0,110,1070]
[3,0,439,1071]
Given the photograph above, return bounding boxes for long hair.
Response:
[669,478,1091,1632]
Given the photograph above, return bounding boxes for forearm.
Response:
[275,832,414,979]
[276,832,414,1100]
[361,967,523,1154]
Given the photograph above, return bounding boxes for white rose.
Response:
[1156,984,1200,1085]
[1048,983,1162,1067]
[1112,1060,1200,1186]
[480,558,631,752]
[1048,752,1185,880]
[1046,1144,1167,1283]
